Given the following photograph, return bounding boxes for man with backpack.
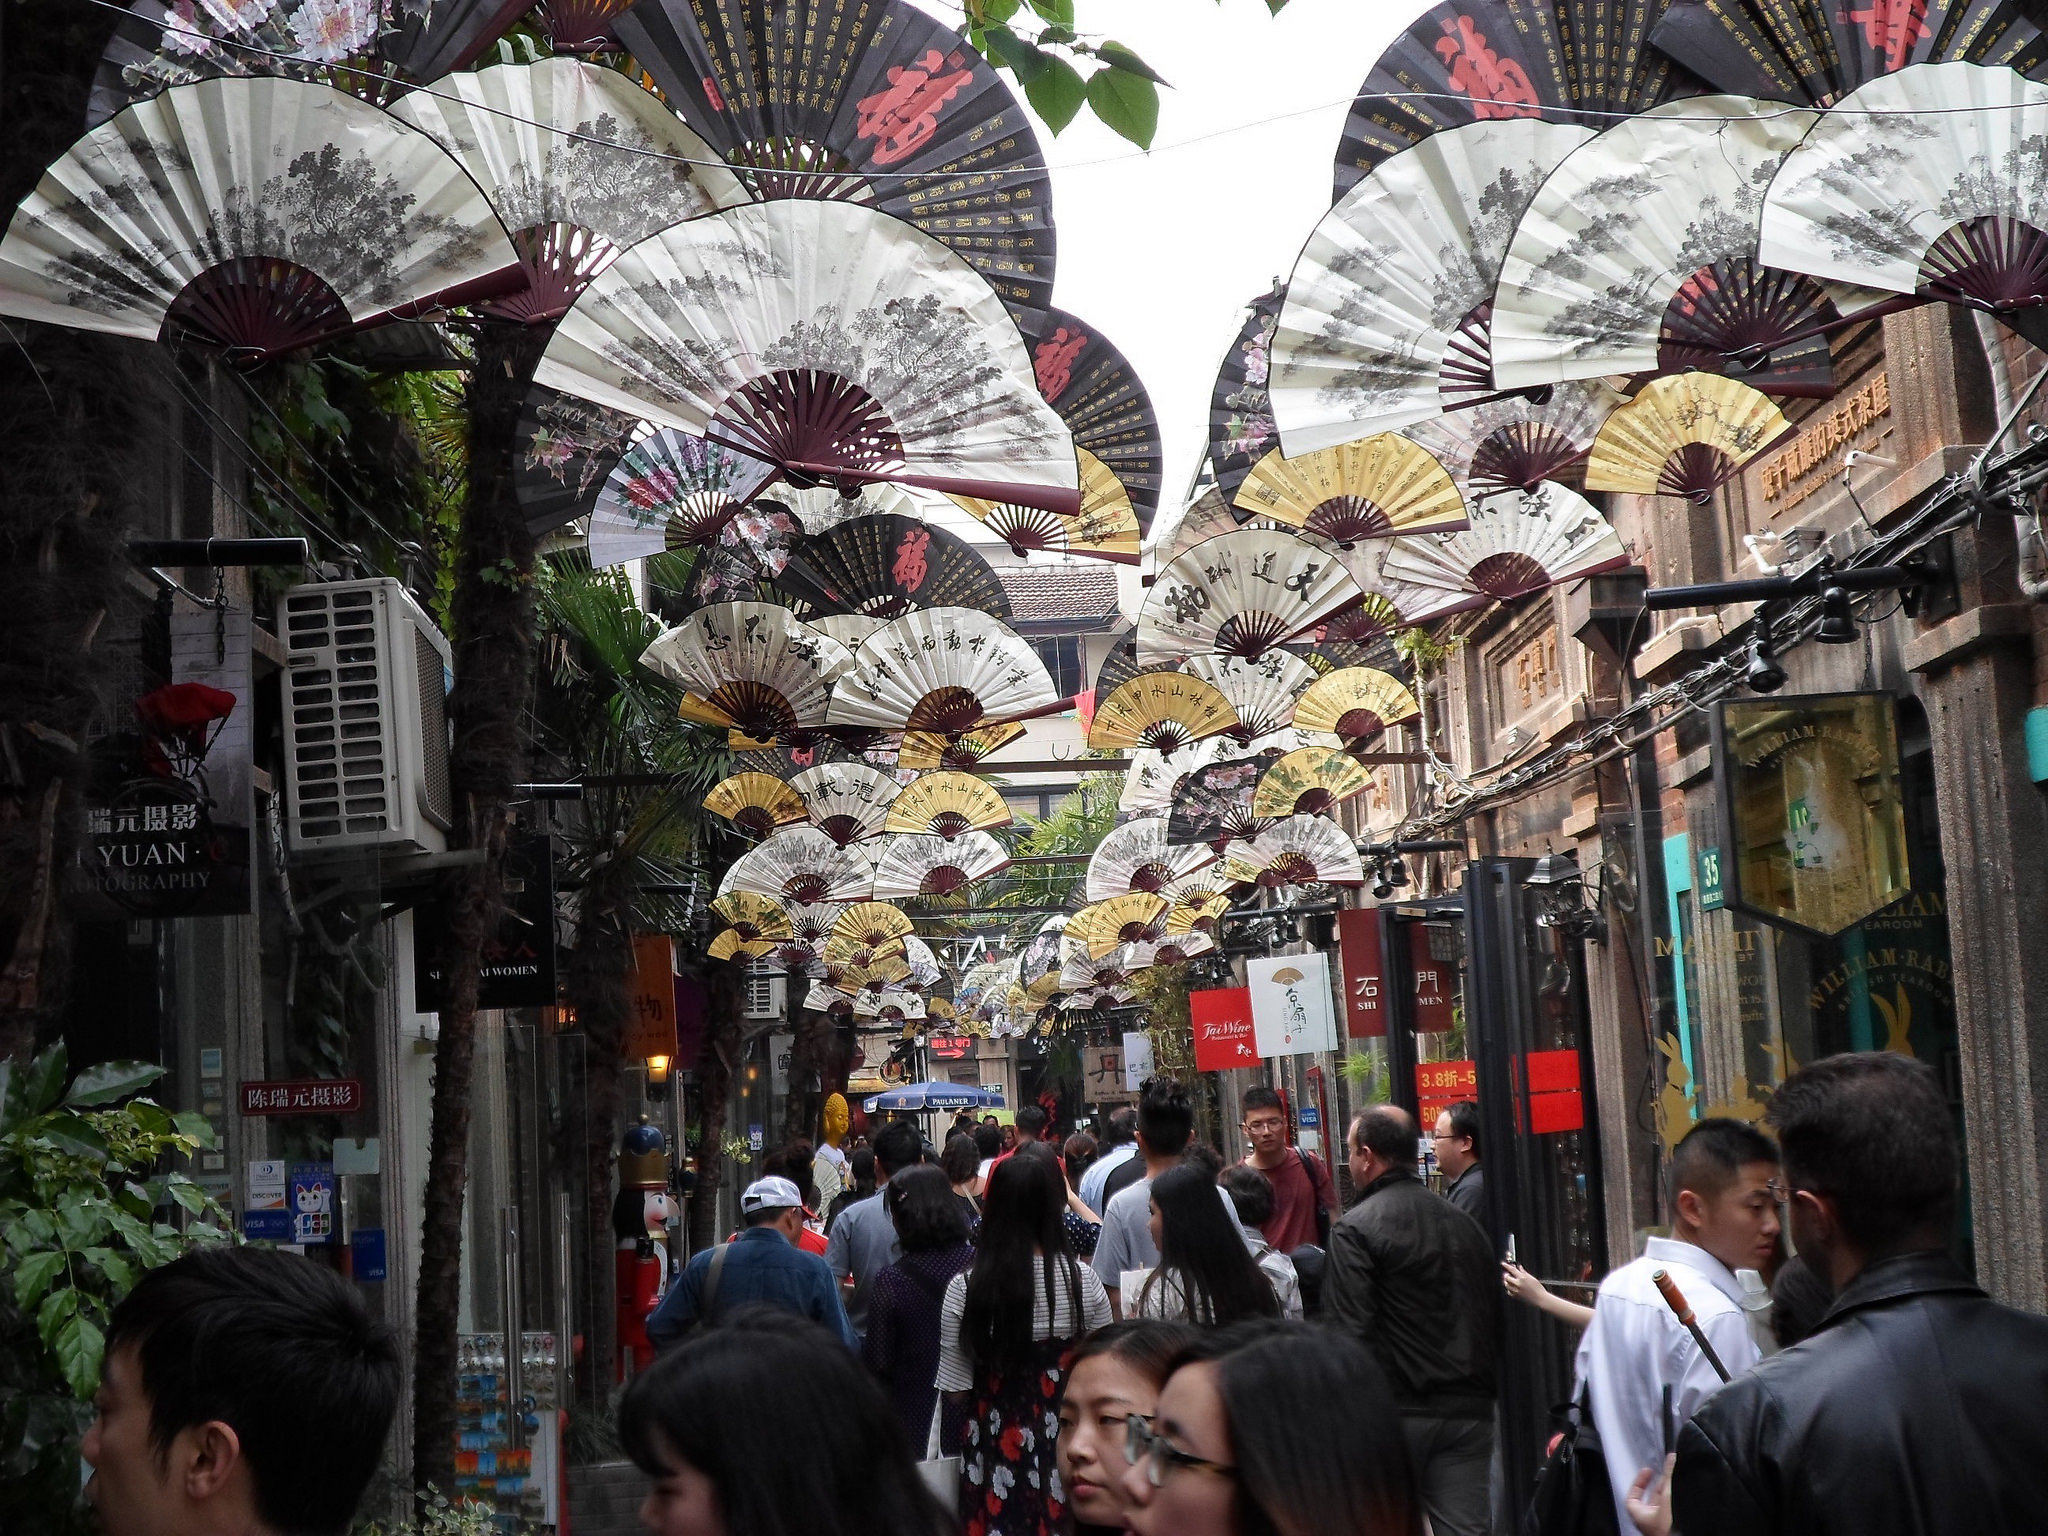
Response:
[647,1176,855,1349]
[1239,1085,1335,1252]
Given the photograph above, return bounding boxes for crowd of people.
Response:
[72,1051,2048,1536]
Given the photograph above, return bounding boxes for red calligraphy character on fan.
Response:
[892,527,932,594]
[1033,327,1088,403]
[1434,15,1539,119]
[1849,0,1929,70]
[855,49,974,165]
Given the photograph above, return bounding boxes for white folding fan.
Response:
[0,77,518,357]
[810,613,888,652]
[1758,62,2048,350]
[1086,818,1219,902]
[1272,118,1596,448]
[826,607,1060,734]
[1132,932,1219,967]
[1182,652,1318,741]
[869,831,1013,900]
[641,601,853,741]
[1137,528,1365,664]
[534,200,1080,513]
[788,763,901,847]
[803,980,856,1015]
[587,429,778,568]
[1219,815,1366,888]
[782,902,846,950]
[718,825,874,905]
[1377,482,1629,602]
[1490,95,1881,394]
[392,59,749,321]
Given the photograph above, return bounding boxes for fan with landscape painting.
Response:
[709,891,793,944]
[1251,747,1375,819]
[789,763,900,847]
[719,825,874,906]
[1403,379,1627,496]
[1377,482,1629,603]
[702,772,807,837]
[707,931,775,964]
[1152,489,1287,575]
[775,513,1013,622]
[1137,529,1364,664]
[1068,894,1171,959]
[827,608,1060,735]
[1293,667,1422,747]
[1028,306,1165,530]
[869,831,1013,900]
[1220,815,1366,889]
[885,773,1013,839]
[1585,376,1793,501]
[1233,437,1469,547]
[1207,286,1286,503]
[642,602,853,744]
[1085,818,1219,902]
[1182,652,1317,742]
[1088,675,1241,757]
[0,77,519,360]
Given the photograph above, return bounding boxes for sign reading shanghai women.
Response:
[1247,952,1339,1058]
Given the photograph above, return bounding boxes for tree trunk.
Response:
[562,883,632,1413]
[411,320,549,1499]
[686,967,743,1254]
[779,1003,834,1150]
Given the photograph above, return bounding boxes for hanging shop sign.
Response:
[1190,987,1259,1072]
[1336,909,1387,1038]
[1410,925,1456,1033]
[70,598,255,918]
[1713,692,1910,937]
[413,830,557,1011]
[1247,952,1339,1058]
[1523,1049,1586,1135]
[624,934,680,1061]
[1122,1030,1155,1090]
[240,1078,365,1117]
[1084,1046,1126,1102]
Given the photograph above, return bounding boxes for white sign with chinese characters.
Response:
[1247,952,1339,1058]
[1121,1032,1155,1092]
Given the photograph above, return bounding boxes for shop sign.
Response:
[350,1227,388,1282]
[1247,952,1338,1058]
[245,1159,288,1240]
[1416,1059,1477,1124]
[291,1163,335,1245]
[1714,692,1911,937]
[240,1078,364,1116]
[1755,369,1891,512]
[1336,909,1386,1037]
[770,1031,795,1092]
[1190,987,1259,1072]
[623,934,679,1060]
[1410,926,1456,1033]
[1524,1049,1586,1135]
[413,830,557,1010]
[1084,1046,1126,1102]
[928,1034,973,1060]
[1122,1031,1154,1090]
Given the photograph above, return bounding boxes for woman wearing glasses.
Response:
[1055,1321,1198,1534]
[1119,1321,1423,1536]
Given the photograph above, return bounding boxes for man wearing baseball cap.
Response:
[648,1175,856,1349]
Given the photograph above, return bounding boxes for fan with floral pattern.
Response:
[1163,749,1285,850]
[1251,747,1376,818]
[1206,285,1286,503]
[585,428,781,568]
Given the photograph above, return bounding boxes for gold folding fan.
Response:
[1068,893,1171,958]
[1233,436,1469,546]
[897,721,1028,771]
[822,935,907,968]
[949,449,1142,565]
[707,930,775,963]
[1251,747,1375,818]
[702,772,807,836]
[1584,375,1791,502]
[1166,892,1233,936]
[1088,674,1241,756]
[830,902,916,950]
[884,771,1014,838]
[709,891,794,943]
[1293,667,1421,745]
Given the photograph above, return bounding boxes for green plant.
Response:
[1393,626,1465,678]
[352,1490,504,1536]
[0,1044,231,1535]
[1339,1048,1389,1104]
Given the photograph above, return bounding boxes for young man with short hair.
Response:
[83,1245,402,1536]
[823,1117,923,1342]
[1238,1084,1335,1253]
[1078,1104,1138,1214]
[1577,1117,1780,1530]
[1090,1075,1195,1315]
[650,1176,856,1348]
[1673,1054,2048,1535]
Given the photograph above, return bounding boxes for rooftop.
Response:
[993,562,1122,630]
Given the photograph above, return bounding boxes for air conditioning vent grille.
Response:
[414,627,452,829]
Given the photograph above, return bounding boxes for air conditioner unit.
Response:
[742,971,788,1020]
[279,578,453,856]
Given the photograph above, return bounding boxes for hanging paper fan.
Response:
[1276,119,1596,447]
[1088,638,1174,715]
[86,0,523,129]
[1585,375,1793,501]
[392,60,750,323]
[1757,62,2048,350]
[535,201,1078,512]
[949,449,1142,565]
[1182,651,1318,742]
[804,980,856,1015]
[810,613,889,653]
[896,721,1027,771]
[1251,747,1376,819]
[1018,927,1065,988]
[1207,286,1286,502]
[1220,815,1366,888]
[1489,96,1880,397]
[788,763,901,847]
[1166,892,1234,937]
[516,384,642,537]
[1137,529,1365,664]
[1089,674,1241,756]
[1648,0,2048,109]
[870,831,1012,899]
[783,902,847,950]
[885,772,1013,838]
[827,608,1059,734]
[610,0,1056,326]
[1069,894,1171,959]
[707,930,776,963]
[1378,482,1629,602]
[0,77,518,359]
[854,988,926,1021]
[1059,948,1134,992]
[709,891,794,943]
[774,513,1013,621]
[1085,818,1219,901]
[1333,0,1704,195]
[584,429,780,567]
[1294,667,1422,746]
[642,603,853,741]
[1309,581,1478,648]
[719,825,874,905]
[703,772,808,837]
[1404,379,1628,496]
[1118,732,1295,818]
[1137,931,1220,967]
[1163,750,1284,849]
[1233,437,1470,546]
[1028,306,1165,530]
[1153,488,1289,574]
[822,932,907,969]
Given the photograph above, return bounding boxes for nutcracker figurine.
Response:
[613,1117,676,1380]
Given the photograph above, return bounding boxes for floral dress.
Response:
[959,1335,1073,1536]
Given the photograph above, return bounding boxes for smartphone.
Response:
[1505,1233,1518,1265]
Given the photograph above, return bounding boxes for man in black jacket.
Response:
[1673,1052,2048,1534]
[1326,1103,1498,1536]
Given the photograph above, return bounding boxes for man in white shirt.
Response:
[1092,1076,1194,1315]
[1078,1106,1138,1215]
[1576,1119,1782,1530]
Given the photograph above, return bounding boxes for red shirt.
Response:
[1250,1150,1335,1253]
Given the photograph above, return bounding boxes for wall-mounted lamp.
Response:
[1526,851,1608,944]
[645,1054,672,1100]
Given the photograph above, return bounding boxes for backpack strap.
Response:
[699,1240,733,1326]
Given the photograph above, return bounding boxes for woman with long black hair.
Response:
[936,1147,1112,1536]
[1134,1163,1282,1327]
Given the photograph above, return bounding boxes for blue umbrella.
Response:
[862,1081,1007,1114]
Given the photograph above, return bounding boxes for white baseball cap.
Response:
[741,1175,804,1214]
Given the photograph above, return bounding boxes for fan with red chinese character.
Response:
[885,773,1013,839]
[1377,482,1629,603]
[718,825,874,905]
[826,608,1060,735]
[610,0,1056,327]
[640,602,853,744]
[1137,529,1364,664]
[1028,305,1164,530]
[775,513,1013,621]
[1220,815,1366,889]
[1206,285,1286,503]
[1085,818,1219,902]
[789,763,901,847]
[869,831,1012,900]
[0,77,519,361]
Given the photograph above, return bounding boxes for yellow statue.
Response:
[822,1092,851,1149]
[814,1092,851,1213]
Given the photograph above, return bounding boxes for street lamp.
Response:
[1526,852,1608,944]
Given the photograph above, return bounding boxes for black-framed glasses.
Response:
[1124,1414,1237,1487]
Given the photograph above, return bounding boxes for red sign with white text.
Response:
[240,1079,364,1117]
[1410,925,1456,1033]
[1337,909,1386,1037]
[1190,987,1260,1072]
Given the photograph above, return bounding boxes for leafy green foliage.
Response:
[959,1,1168,147]
[0,1045,231,1536]
[352,1489,502,1536]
